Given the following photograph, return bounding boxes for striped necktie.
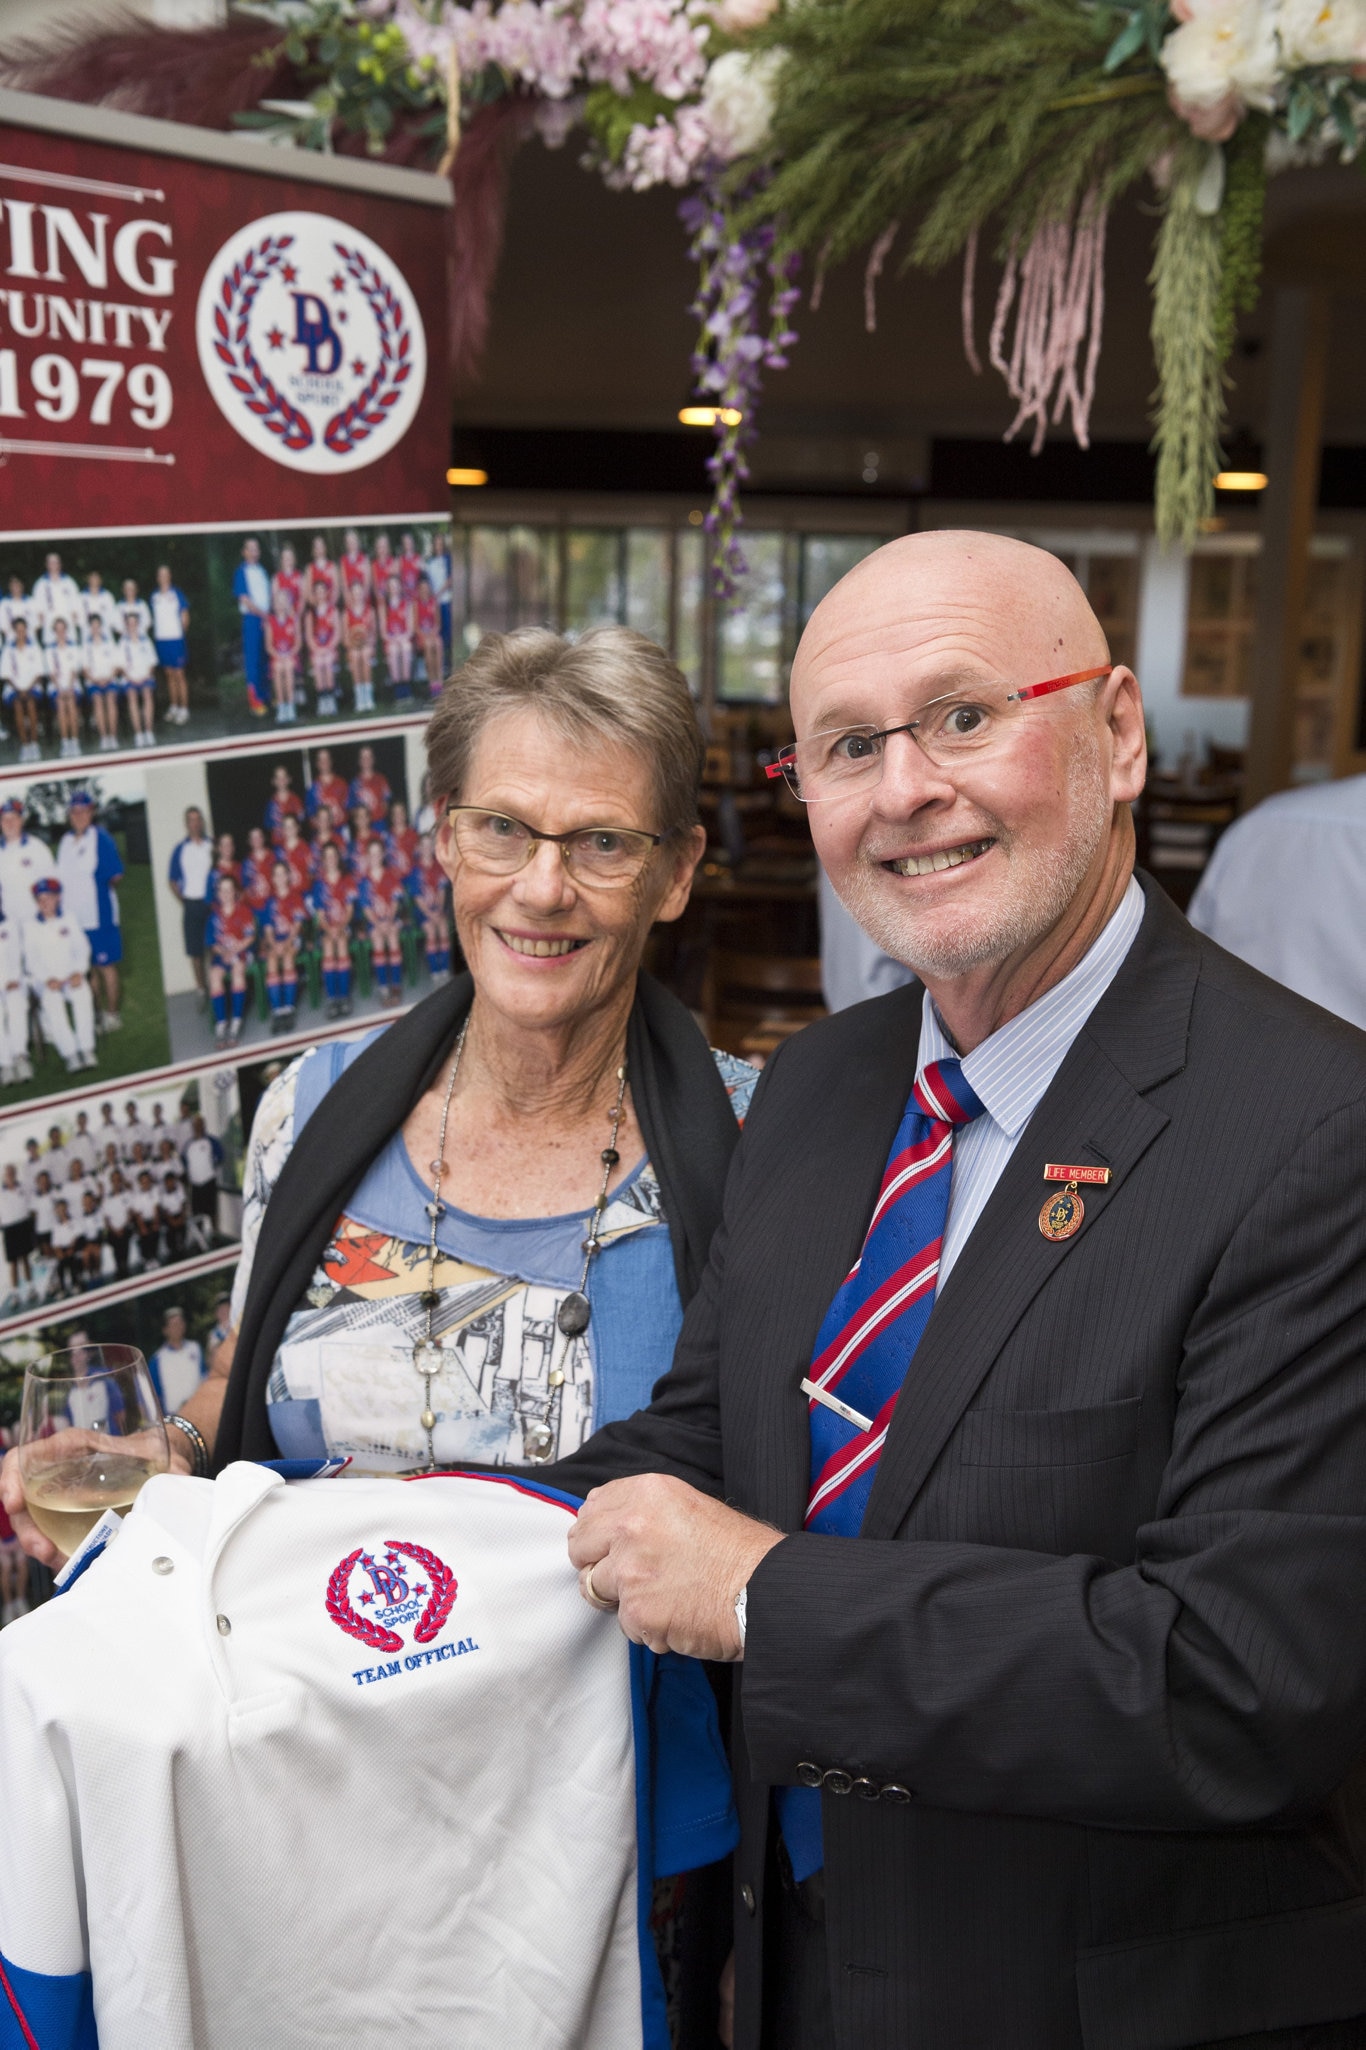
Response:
[777,1056,986,1880]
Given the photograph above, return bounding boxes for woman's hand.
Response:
[2,1418,196,1568]
[0,1442,63,1568]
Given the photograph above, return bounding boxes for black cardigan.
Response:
[213,971,741,1467]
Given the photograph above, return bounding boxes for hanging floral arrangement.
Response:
[8,0,1364,587]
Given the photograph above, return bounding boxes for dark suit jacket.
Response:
[556,878,1366,2050]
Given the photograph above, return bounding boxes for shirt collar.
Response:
[916,875,1145,1137]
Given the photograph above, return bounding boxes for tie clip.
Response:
[801,1377,874,1433]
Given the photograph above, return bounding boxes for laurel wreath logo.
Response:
[324,241,414,458]
[209,234,414,462]
[210,234,313,454]
[325,1539,459,1654]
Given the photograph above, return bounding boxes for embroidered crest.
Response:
[325,1539,457,1653]
[195,211,427,475]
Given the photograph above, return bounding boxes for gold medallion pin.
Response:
[1038,1162,1111,1242]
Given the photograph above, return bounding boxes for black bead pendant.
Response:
[418,1289,441,1311]
[601,1148,620,1166]
[557,1290,591,1337]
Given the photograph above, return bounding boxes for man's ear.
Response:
[1104,666,1147,806]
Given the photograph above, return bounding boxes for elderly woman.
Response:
[1,626,752,1552]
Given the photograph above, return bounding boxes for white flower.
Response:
[1276,0,1366,66]
[1160,0,1281,111]
[699,47,782,158]
[708,0,780,34]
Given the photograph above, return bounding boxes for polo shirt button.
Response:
[796,1761,824,1788]
[822,1769,853,1796]
[852,1778,880,1802]
[216,1615,232,1636]
[880,1783,914,1805]
[151,1557,174,1575]
[740,1884,756,1915]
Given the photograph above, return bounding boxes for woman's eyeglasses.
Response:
[766,665,1113,803]
[445,806,664,889]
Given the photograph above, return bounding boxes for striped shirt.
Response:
[920,876,1144,1284]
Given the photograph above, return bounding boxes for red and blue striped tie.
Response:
[778,1056,986,1878]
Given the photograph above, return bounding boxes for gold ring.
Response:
[582,1561,619,1613]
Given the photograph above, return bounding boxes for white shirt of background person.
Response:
[153,1330,204,1414]
[185,1134,217,1187]
[818,867,917,1013]
[1188,773,1366,1033]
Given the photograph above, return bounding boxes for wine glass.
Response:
[17,1342,169,1559]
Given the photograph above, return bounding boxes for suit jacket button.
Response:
[822,1769,853,1796]
[880,1783,914,1805]
[796,1761,824,1788]
[740,1884,756,1915]
[852,1777,880,1801]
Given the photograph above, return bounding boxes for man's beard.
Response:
[834,743,1113,981]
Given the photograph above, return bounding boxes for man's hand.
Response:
[567,1475,783,1661]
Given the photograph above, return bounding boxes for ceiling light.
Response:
[446,466,488,487]
[678,405,742,429]
[1213,470,1267,492]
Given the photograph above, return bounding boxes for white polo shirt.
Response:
[0,1466,736,2050]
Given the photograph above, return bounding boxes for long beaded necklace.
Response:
[411,1019,629,1468]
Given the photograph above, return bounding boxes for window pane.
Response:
[507,525,555,629]
[1085,554,1139,671]
[625,529,671,646]
[676,529,705,694]
[1182,551,1257,698]
[448,527,472,642]
[468,527,510,644]
[801,536,880,627]
[565,530,623,629]
[719,532,786,702]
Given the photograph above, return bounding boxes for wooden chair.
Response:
[704,950,826,1063]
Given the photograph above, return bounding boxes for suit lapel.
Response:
[861,879,1200,1540]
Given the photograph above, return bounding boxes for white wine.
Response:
[25,1451,162,1553]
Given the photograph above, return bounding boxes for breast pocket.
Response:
[955,1397,1141,1468]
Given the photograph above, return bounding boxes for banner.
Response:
[0,95,453,1336]
[0,91,450,531]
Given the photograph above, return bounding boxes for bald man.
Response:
[558,533,1366,2050]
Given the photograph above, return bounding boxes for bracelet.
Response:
[166,1413,209,1478]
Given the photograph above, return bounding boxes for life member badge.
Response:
[1038,1161,1111,1241]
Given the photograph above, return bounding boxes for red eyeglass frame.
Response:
[764,664,1114,783]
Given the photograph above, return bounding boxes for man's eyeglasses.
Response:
[445,806,665,889]
[766,665,1113,803]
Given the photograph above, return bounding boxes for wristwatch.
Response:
[733,1584,748,1651]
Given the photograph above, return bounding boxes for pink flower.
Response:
[708,0,780,32]
[1166,86,1243,139]
[620,104,714,187]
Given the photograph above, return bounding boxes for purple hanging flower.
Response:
[682,176,800,603]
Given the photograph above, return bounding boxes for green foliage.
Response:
[1150,142,1223,546]
[236,0,448,156]
[1094,0,1174,72]
[583,82,675,162]
[747,0,1178,272]
[1213,115,1268,367]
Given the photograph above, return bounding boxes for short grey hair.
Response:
[425,626,703,835]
